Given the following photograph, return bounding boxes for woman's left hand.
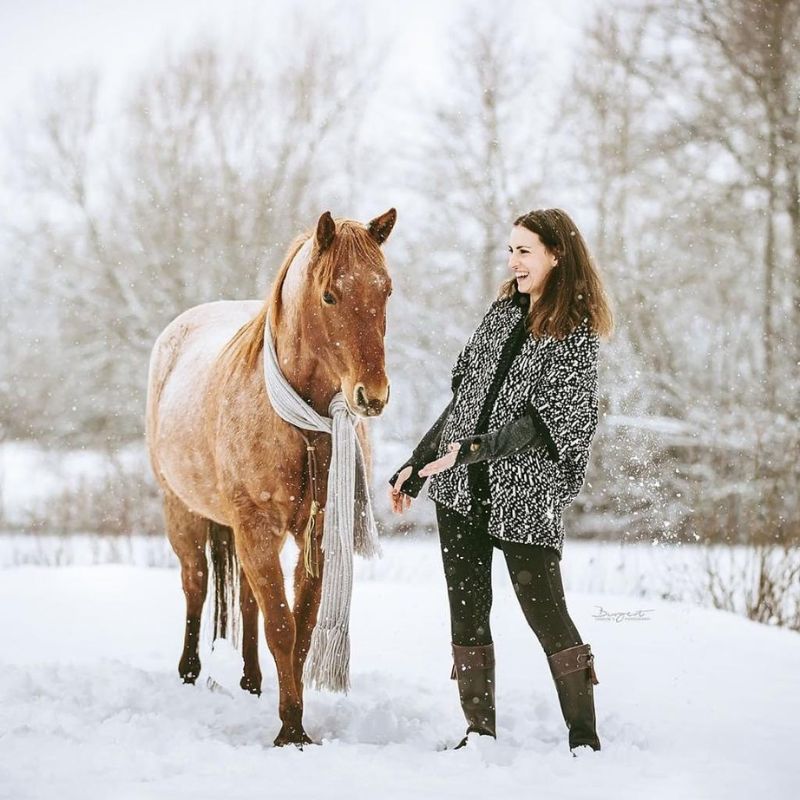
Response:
[418,442,460,477]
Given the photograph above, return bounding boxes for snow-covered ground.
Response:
[1,537,797,800]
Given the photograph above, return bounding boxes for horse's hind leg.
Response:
[240,567,262,695]
[163,488,209,684]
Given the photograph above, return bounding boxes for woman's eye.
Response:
[323,291,337,305]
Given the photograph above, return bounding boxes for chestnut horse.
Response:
[145,209,396,746]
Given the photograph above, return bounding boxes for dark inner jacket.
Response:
[388,291,557,505]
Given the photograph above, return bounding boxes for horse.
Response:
[145,209,396,746]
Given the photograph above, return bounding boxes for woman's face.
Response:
[507,225,558,299]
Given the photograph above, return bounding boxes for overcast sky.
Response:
[0,0,597,226]
[0,0,594,115]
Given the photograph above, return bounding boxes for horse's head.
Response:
[280,209,396,417]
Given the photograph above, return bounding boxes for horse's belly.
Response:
[153,362,224,521]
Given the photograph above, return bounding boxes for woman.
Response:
[387,208,614,754]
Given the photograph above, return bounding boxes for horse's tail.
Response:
[208,521,241,647]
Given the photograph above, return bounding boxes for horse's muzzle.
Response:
[353,382,389,417]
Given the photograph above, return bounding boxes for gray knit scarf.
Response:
[262,313,381,693]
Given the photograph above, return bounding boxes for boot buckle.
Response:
[578,652,599,685]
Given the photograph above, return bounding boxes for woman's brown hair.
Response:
[498,208,614,340]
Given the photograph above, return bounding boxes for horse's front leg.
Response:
[236,517,311,747]
[291,520,324,694]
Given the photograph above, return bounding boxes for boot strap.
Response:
[548,643,599,685]
[450,643,495,680]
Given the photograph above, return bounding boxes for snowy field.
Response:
[1,536,798,800]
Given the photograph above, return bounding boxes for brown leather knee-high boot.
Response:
[450,643,496,748]
[547,643,601,752]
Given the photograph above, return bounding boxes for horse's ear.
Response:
[367,208,397,245]
[316,211,336,253]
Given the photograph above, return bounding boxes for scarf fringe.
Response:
[303,624,351,693]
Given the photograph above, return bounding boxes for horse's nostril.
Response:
[366,400,385,417]
[353,384,389,415]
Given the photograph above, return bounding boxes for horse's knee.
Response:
[262,615,296,656]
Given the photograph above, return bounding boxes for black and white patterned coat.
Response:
[427,298,600,554]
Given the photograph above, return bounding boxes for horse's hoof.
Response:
[179,656,201,684]
[180,665,200,684]
[240,675,262,696]
[273,725,315,748]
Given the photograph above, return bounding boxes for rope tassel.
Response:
[303,498,321,578]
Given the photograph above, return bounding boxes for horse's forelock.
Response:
[317,220,388,291]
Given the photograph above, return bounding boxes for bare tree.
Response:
[549,0,800,548]
[3,29,382,447]
[661,0,800,412]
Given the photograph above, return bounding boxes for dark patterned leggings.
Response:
[435,503,583,655]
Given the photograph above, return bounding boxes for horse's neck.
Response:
[273,241,338,417]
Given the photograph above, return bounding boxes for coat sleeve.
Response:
[453,407,549,465]
[388,398,453,498]
[388,304,493,497]
[387,375,463,498]
[528,324,600,505]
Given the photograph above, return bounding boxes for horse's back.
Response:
[147,300,261,421]
[146,300,262,514]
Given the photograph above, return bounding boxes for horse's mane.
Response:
[219,232,310,378]
[219,219,385,379]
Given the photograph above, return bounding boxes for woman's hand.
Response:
[418,442,460,477]
[388,466,413,514]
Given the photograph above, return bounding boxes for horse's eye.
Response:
[323,291,337,305]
